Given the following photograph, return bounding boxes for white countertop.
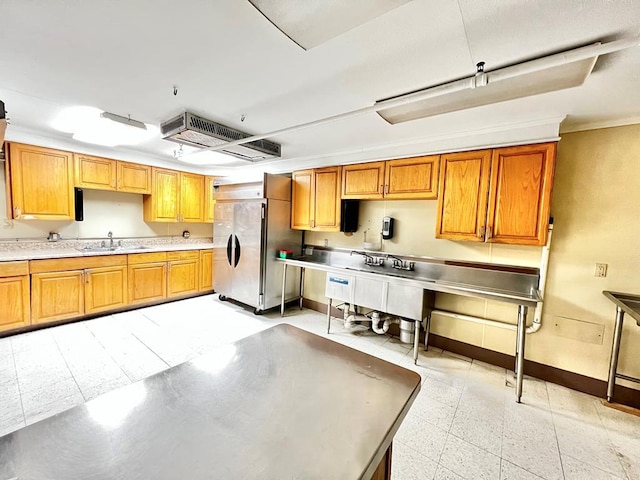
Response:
[0,242,215,262]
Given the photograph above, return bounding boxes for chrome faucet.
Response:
[108,231,114,250]
[350,250,373,262]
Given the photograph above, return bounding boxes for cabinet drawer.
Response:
[0,261,29,277]
[167,250,199,261]
[30,255,126,273]
[128,252,167,264]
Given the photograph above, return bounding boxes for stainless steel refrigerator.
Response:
[213,173,302,313]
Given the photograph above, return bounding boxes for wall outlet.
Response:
[595,263,608,277]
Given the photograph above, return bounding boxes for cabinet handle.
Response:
[379,185,384,194]
[310,219,315,228]
[384,185,388,195]
[14,207,21,219]
[478,225,486,239]
[486,226,493,240]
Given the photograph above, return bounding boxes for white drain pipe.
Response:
[430,222,554,334]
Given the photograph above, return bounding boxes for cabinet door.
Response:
[204,176,215,223]
[313,166,342,231]
[487,143,556,246]
[128,262,167,304]
[7,143,75,220]
[291,169,313,230]
[0,276,30,332]
[342,162,385,199]
[143,168,180,222]
[180,172,205,223]
[85,265,128,314]
[74,153,116,191]
[31,271,84,323]
[199,249,213,291]
[117,161,151,194]
[167,259,199,298]
[435,150,492,241]
[385,155,439,199]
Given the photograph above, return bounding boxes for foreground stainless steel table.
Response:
[0,324,420,480]
[603,290,640,402]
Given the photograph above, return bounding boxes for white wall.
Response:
[304,124,640,389]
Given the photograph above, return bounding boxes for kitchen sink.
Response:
[76,245,151,253]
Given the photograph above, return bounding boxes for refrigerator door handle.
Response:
[226,235,233,267]
[234,235,241,267]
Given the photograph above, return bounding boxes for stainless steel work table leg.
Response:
[326,298,332,334]
[515,305,527,403]
[413,320,420,365]
[607,306,625,402]
[280,263,288,317]
[299,267,305,310]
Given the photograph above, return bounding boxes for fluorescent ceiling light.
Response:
[249,0,410,49]
[376,57,598,124]
[52,106,158,146]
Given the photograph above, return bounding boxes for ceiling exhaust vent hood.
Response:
[161,112,281,161]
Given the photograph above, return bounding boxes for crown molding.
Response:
[560,115,640,134]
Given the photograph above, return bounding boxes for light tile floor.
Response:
[1,294,639,480]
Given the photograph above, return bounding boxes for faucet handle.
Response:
[108,231,113,238]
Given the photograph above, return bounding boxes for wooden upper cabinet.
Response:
[144,168,208,223]
[204,176,215,223]
[385,155,439,199]
[341,156,439,200]
[180,172,205,223]
[436,143,557,246]
[342,162,385,199]
[486,143,556,245]
[6,143,75,220]
[313,167,342,231]
[117,161,151,194]
[74,153,117,191]
[291,170,313,230]
[143,168,180,222]
[436,150,492,242]
[292,167,341,231]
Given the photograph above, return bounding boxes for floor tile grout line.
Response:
[85,317,160,383]
[51,328,89,403]
[591,397,631,480]
[8,338,26,426]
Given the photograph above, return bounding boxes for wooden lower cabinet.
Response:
[128,262,167,305]
[0,275,31,332]
[167,251,200,298]
[31,271,84,324]
[85,265,128,314]
[199,249,213,291]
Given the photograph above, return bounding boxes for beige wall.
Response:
[0,168,212,240]
[305,124,640,388]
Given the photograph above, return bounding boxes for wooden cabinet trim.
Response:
[166,250,200,261]
[30,255,127,274]
[127,252,167,264]
[0,261,29,277]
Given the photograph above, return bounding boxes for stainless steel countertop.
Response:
[603,291,640,326]
[0,324,420,480]
[279,250,540,308]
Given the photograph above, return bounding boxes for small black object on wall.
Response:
[340,200,359,233]
[74,187,84,221]
[382,216,394,240]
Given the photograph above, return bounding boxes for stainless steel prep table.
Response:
[0,324,420,480]
[278,247,540,403]
[603,290,640,402]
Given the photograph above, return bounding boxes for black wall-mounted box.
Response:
[340,200,359,233]
[74,187,84,221]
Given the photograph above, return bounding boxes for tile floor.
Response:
[1,294,639,480]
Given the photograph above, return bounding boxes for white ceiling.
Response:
[0,0,639,175]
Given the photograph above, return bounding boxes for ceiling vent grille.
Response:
[161,112,281,161]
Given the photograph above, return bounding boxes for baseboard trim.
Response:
[303,299,640,409]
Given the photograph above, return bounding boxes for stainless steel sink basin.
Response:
[603,291,640,326]
[76,245,151,253]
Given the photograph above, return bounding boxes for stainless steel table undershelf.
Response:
[0,324,420,480]
[603,290,640,402]
[278,249,541,403]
